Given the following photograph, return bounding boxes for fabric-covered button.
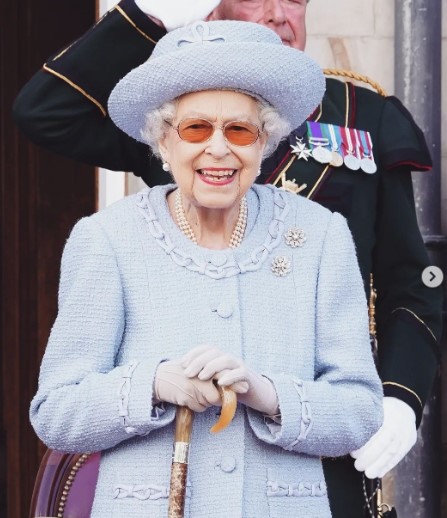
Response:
[216,302,233,318]
[217,456,237,473]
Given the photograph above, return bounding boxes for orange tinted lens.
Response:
[224,122,259,146]
[177,119,213,143]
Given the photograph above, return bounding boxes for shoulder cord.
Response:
[323,68,387,97]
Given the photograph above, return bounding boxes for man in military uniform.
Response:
[13,1,442,516]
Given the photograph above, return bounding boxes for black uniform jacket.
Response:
[13,1,442,515]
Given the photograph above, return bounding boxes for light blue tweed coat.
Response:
[31,184,383,518]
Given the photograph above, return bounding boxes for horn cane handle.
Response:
[168,387,236,517]
[168,406,194,518]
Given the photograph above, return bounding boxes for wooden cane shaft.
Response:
[174,406,194,442]
[168,462,188,518]
[168,407,194,518]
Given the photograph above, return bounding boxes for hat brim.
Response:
[108,41,325,143]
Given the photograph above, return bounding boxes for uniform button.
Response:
[216,302,233,318]
[216,456,237,473]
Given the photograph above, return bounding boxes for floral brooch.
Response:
[271,256,292,277]
[284,227,306,248]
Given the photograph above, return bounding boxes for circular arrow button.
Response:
[422,266,444,288]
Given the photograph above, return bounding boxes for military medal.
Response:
[311,143,332,164]
[331,151,344,167]
[360,157,377,174]
[344,152,360,171]
[341,126,361,170]
[290,137,312,161]
[358,130,377,174]
[327,124,344,167]
[307,122,332,164]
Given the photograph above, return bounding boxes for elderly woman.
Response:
[30,21,382,518]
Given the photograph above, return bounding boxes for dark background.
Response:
[1,1,96,515]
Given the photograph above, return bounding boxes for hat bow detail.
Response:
[178,22,225,47]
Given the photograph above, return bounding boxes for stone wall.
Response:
[307,0,446,232]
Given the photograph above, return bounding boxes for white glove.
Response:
[154,360,222,412]
[134,0,221,31]
[181,345,279,416]
[350,396,417,479]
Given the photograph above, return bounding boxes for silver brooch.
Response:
[271,256,291,277]
[285,228,306,248]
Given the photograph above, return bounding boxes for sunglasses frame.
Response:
[165,117,263,147]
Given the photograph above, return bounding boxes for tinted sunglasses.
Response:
[166,118,262,146]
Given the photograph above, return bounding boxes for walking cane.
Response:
[168,385,237,518]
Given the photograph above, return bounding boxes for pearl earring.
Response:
[256,168,262,177]
[162,162,170,172]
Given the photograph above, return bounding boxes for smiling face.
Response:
[158,90,267,212]
[208,0,307,50]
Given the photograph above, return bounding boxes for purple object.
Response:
[29,449,100,518]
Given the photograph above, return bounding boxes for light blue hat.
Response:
[108,20,325,143]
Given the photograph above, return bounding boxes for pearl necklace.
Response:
[174,189,247,248]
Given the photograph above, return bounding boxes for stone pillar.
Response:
[392,1,444,517]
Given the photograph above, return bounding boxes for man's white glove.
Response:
[134,0,221,31]
[154,360,222,412]
[181,345,279,416]
[350,396,417,478]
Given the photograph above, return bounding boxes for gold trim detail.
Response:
[368,273,378,362]
[272,156,308,194]
[43,64,107,117]
[52,44,73,62]
[57,453,90,518]
[270,155,331,201]
[115,5,157,44]
[343,82,349,127]
[53,9,112,62]
[382,382,422,408]
[306,165,331,200]
[392,307,437,344]
[368,274,377,338]
[323,68,387,97]
[313,103,323,123]
[272,157,295,187]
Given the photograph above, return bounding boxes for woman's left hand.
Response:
[180,345,279,416]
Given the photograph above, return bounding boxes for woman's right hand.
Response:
[154,360,222,412]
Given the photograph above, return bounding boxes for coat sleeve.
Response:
[30,216,175,453]
[12,0,168,185]
[373,175,442,425]
[247,212,383,457]
[373,111,442,426]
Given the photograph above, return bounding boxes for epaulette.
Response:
[323,68,387,97]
